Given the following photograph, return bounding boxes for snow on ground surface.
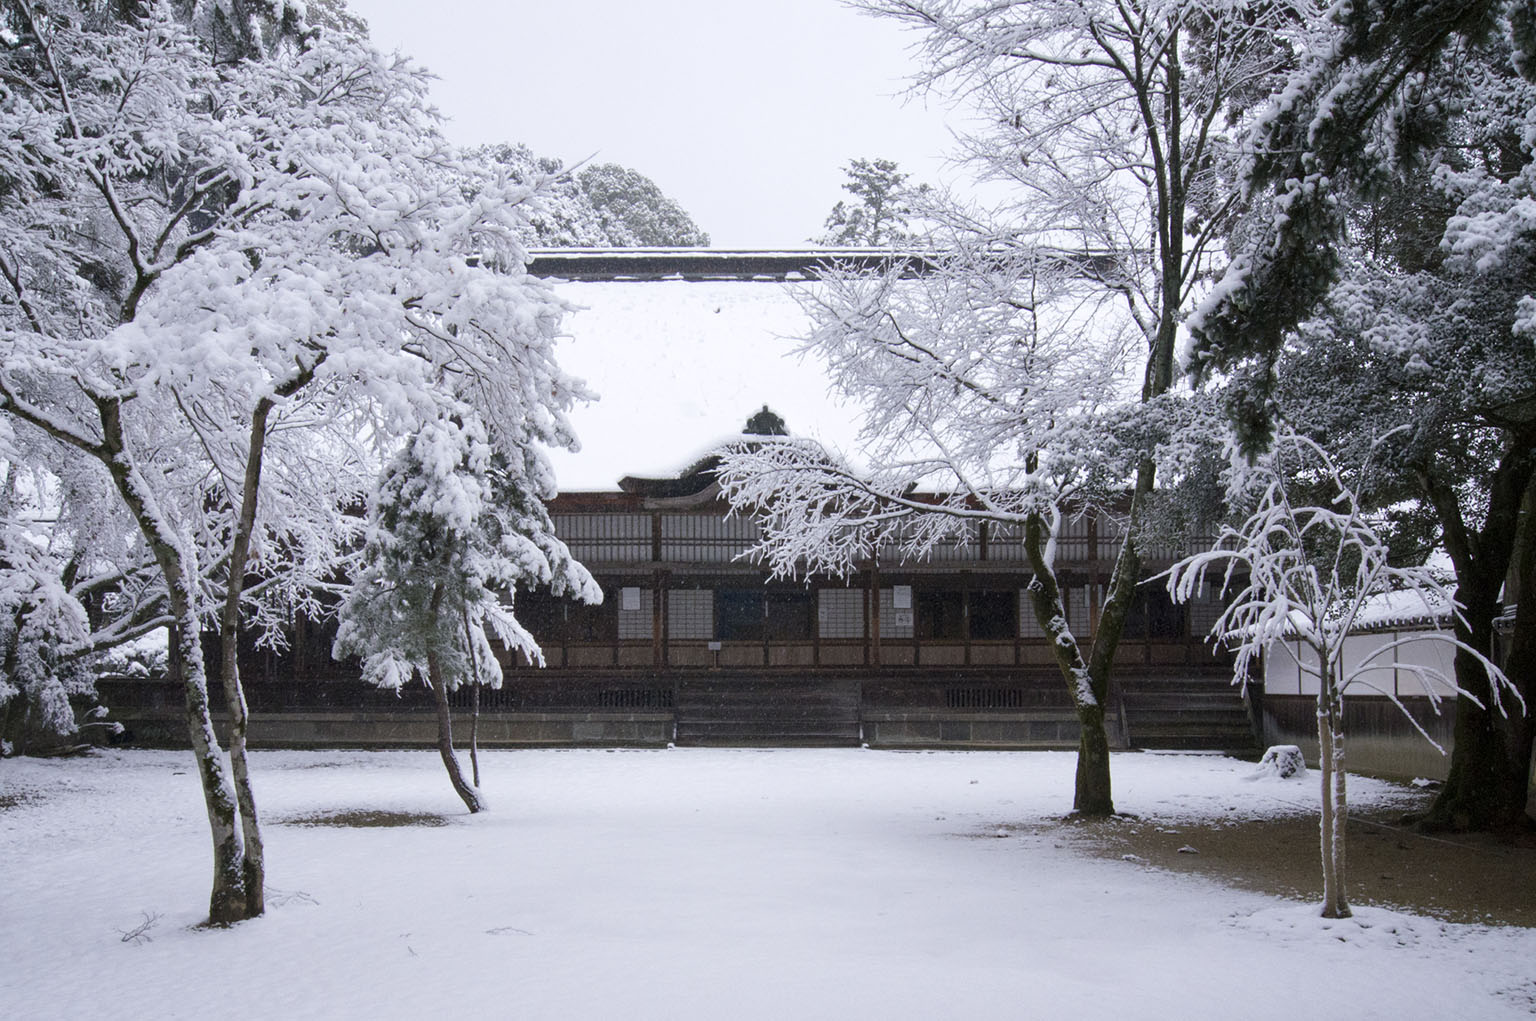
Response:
[3,749,1533,1020]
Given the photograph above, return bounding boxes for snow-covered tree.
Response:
[814,158,930,247]
[1165,431,1517,917]
[577,162,710,247]
[722,0,1305,816]
[463,145,709,248]
[334,414,598,813]
[1192,9,1536,831]
[0,429,169,752]
[0,1,589,921]
[1189,0,1533,446]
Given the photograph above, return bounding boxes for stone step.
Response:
[1127,709,1252,726]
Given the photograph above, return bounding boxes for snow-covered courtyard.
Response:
[3,748,1533,1019]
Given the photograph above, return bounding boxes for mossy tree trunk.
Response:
[1417,449,1535,832]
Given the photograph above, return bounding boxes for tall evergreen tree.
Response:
[1191,1,1536,831]
[335,415,598,813]
[815,158,930,247]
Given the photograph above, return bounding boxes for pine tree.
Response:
[815,158,929,247]
[334,415,598,812]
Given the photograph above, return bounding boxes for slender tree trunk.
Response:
[463,606,481,789]
[1074,702,1114,815]
[173,577,250,923]
[426,585,483,813]
[218,638,263,915]
[1502,482,1535,824]
[1316,647,1350,919]
[1331,710,1349,915]
[1024,507,1117,816]
[425,651,484,813]
[470,682,481,789]
[97,398,251,922]
[216,402,286,918]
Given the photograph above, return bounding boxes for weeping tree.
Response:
[1166,430,1517,917]
[334,414,598,813]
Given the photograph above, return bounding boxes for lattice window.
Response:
[1019,586,1047,638]
[878,587,914,638]
[987,523,1026,563]
[989,517,1091,562]
[926,521,980,562]
[616,586,654,640]
[1056,515,1093,562]
[876,519,979,563]
[553,513,652,563]
[818,588,865,639]
[667,588,713,639]
[660,514,760,562]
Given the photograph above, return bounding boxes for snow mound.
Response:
[1249,745,1308,781]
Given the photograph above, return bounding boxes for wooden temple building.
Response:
[97,250,1257,753]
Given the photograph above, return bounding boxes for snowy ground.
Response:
[3,748,1533,1020]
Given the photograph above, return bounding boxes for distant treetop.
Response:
[578,163,710,247]
[463,144,709,248]
[815,157,931,247]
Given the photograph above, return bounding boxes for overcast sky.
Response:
[346,0,968,248]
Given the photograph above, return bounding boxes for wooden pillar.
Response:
[869,561,881,668]
[652,569,664,669]
[659,570,671,668]
[962,574,972,667]
[812,583,821,668]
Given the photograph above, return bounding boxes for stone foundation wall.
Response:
[109,709,674,749]
[861,709,1104,749]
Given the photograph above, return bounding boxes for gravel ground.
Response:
[1053,787,1536,927]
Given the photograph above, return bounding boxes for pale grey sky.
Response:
[346,0,967,248]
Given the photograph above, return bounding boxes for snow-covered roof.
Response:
[543,279,864,491]
[1349,589,1455,631]
[527,247,936,282]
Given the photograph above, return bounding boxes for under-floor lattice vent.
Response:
[946,687,1027,709]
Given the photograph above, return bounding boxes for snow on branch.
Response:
[1164,429,1520,723]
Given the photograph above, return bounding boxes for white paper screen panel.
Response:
[878,587,914,638]
[667,589,713,639]
[818,588,864,639]
[617,588,654,639]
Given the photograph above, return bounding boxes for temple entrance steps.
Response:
[1118,673,1258,753]
[674,677,862,746]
